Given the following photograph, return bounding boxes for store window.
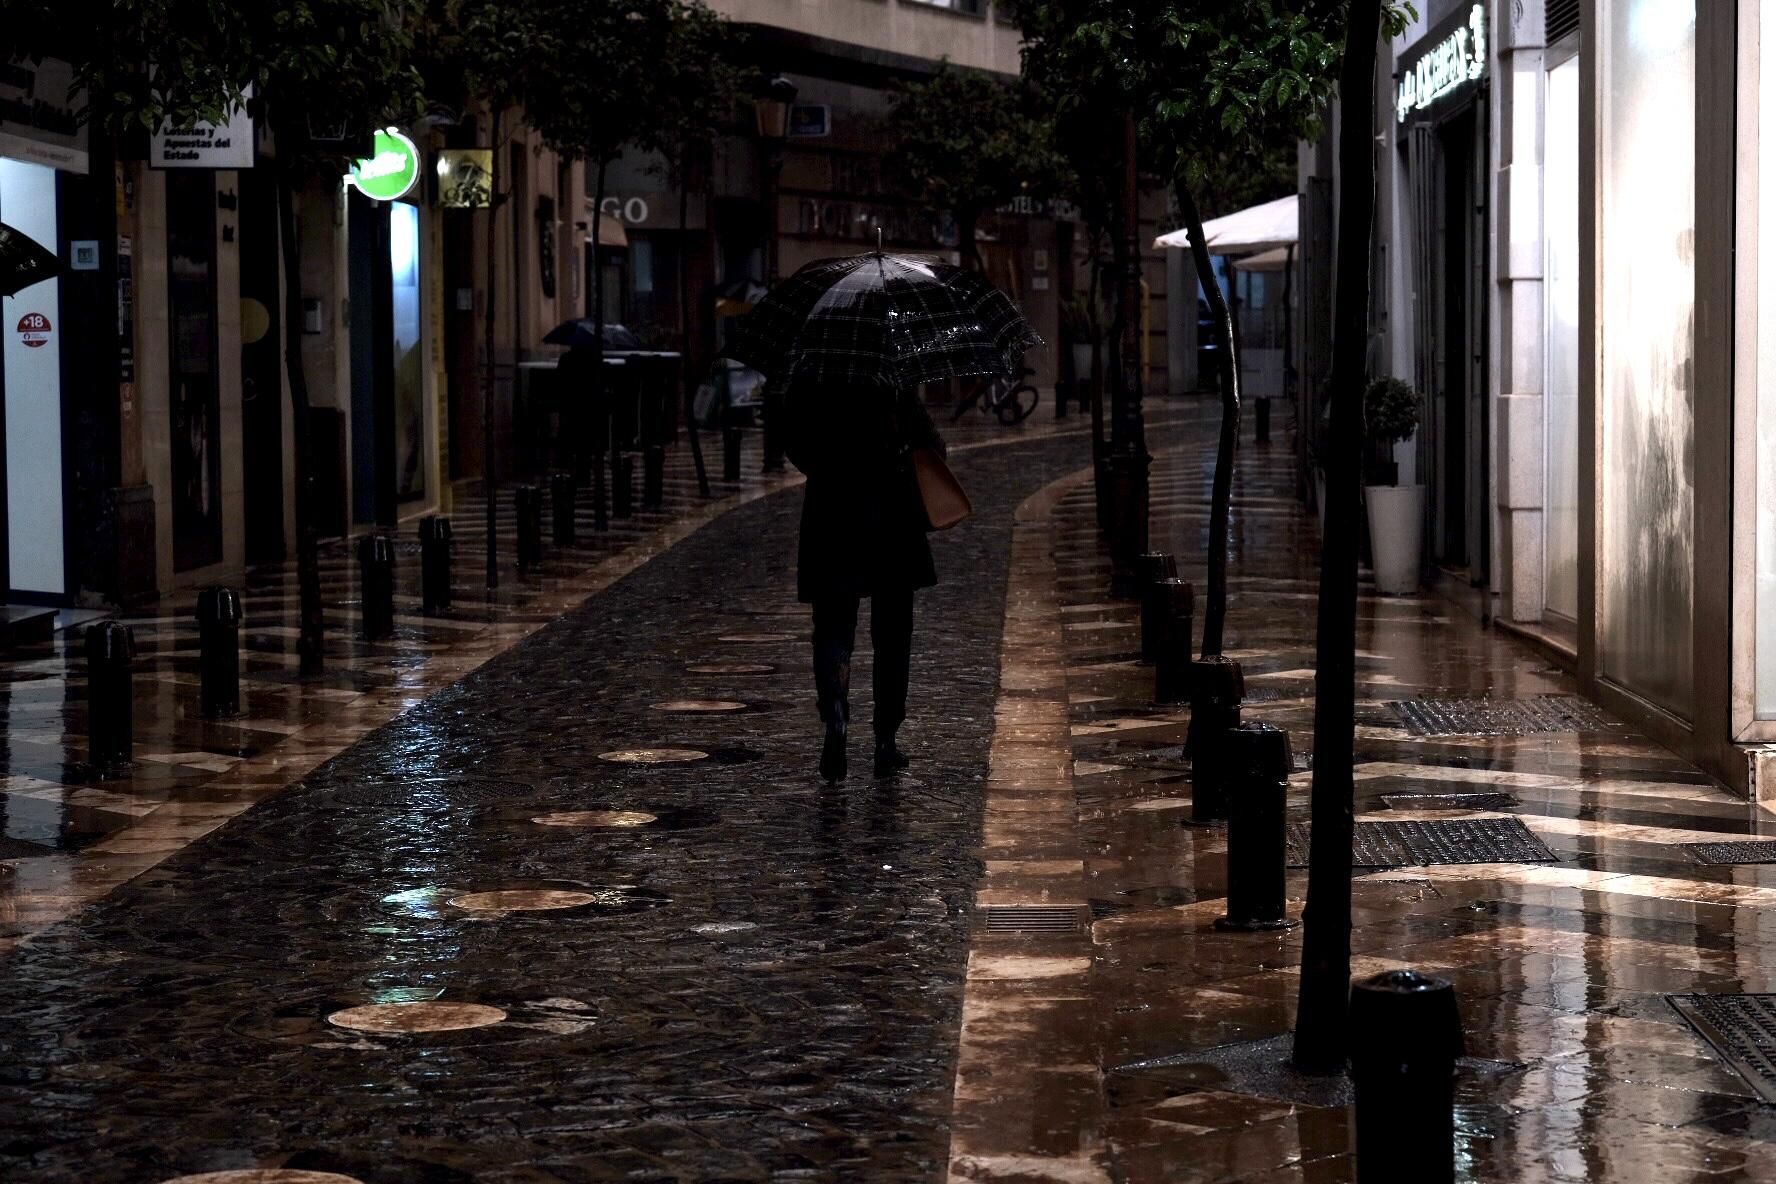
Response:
[1543,50,1581,622]
[1597,0,1696,717]
[390,201,425,502]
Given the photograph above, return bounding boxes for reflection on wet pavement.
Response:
[956,405,1776,1182]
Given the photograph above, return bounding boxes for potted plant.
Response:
[1362,376,1424,594]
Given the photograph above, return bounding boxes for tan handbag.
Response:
[911,448,973,531]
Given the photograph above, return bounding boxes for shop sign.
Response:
[16,311,51,348]
[438,148,492,208]
[788,104,830,138]
[1395,3,1487,124]
[346,129,420,201]
[0,57,89,173]
[151,90,255,169]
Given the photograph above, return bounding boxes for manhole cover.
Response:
[976,904,1084,934]
[1669,994,1776,1103]
[1686,841,1776,866]
[1389,695,1614,737]
[1285,818,1558,868]
[1379,791,1520,811]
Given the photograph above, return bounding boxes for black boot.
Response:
[821,721,848,783]
[874,735,910,778]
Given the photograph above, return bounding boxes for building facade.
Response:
[1300,1,1776,793]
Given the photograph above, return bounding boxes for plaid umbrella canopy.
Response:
[722,252,1041,392]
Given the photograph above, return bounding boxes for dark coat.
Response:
[789,386,945,604]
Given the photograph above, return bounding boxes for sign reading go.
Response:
[347,129,421,201]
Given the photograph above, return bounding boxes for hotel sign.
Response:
[1396,3,1488,124]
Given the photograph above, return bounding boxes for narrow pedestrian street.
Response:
[4,408,1776,1182]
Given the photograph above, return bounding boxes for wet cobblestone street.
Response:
[0,434,1084,1183]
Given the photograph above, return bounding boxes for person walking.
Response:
[790,383,945,782]
[718,244,1040,783]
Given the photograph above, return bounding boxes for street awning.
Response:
[1229,245,1293,272]
[1153,195,1296,254]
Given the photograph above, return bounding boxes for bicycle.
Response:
[951,365,1040,425]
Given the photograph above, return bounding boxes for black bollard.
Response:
[613,454,634,519]
[358,533,396,639]
[642,445,665,509]
[514,484,543,573]
[1138,551,1180,663]
[419,516,453,613]
[550,472,577,546]
[1216,723,1296,931]
[1152,579,1197,703]
[195,586,242,719]
[1185,655,1244,821]
[85,622,136,770]
[722,426,742,482]
[1351,970,1464,1184]
[1254,396,1272,444]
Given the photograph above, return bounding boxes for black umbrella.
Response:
[543,319,643,351]
[0,222,58,299]
[722,251,1041,392]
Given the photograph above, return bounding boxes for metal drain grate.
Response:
[977,905,1084,934]
[1389,695,1615,737]
[1380,791,1520,812]
[1285,818,1558,869]
[1686,841,1776,866]
[1669,994,1776,1103]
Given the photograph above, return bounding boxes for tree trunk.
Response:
[1117,111,1145,453]
[1292,0,1384,1075]
[958,207,980,272]
[1087,235,1106,469]
[679,140,710,497]
[593,158,613,515]
[485,104,502,591]
[1176,182,1239,658]
[274,154,325,675]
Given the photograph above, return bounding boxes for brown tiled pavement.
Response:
[951,404,1776,1183]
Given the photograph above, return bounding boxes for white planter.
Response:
[1365,483,1425,595]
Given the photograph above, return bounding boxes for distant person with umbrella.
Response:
[726,246,1039,783]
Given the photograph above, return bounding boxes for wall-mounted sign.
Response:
[152,89,255,169]
[346,129,420,201]
[600,195,652,225]
[437,148,492,208]
[788,104,830,138]
[69,240,99,270]
[0,57,89,173]
[16,311,51,348]
[1395,3,1487,124]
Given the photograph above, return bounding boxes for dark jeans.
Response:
[812,591,914,737]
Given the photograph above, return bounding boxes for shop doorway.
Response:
[348,192,426,527]
[1411,102,1490,581]
[167,170,224,573]
[240,171,284,565]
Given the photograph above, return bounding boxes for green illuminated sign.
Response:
[347,129,421,201]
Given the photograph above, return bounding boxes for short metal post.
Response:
[514,484,543,573]
[1152,579,1196,703]
[1138,551,1180,663]
[1254,396,1272,444]
[195,586,242,719]
[550,472,577,546]
[85,622,135,770]
[419,516,453,613]
[1185,655,1244,821]
[358,533,396,639]
[1351,970,1464,1184]
[1217,722,1296,931]
[642,445,665,508]
[722,426,742,482]
[612,454,634,519]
